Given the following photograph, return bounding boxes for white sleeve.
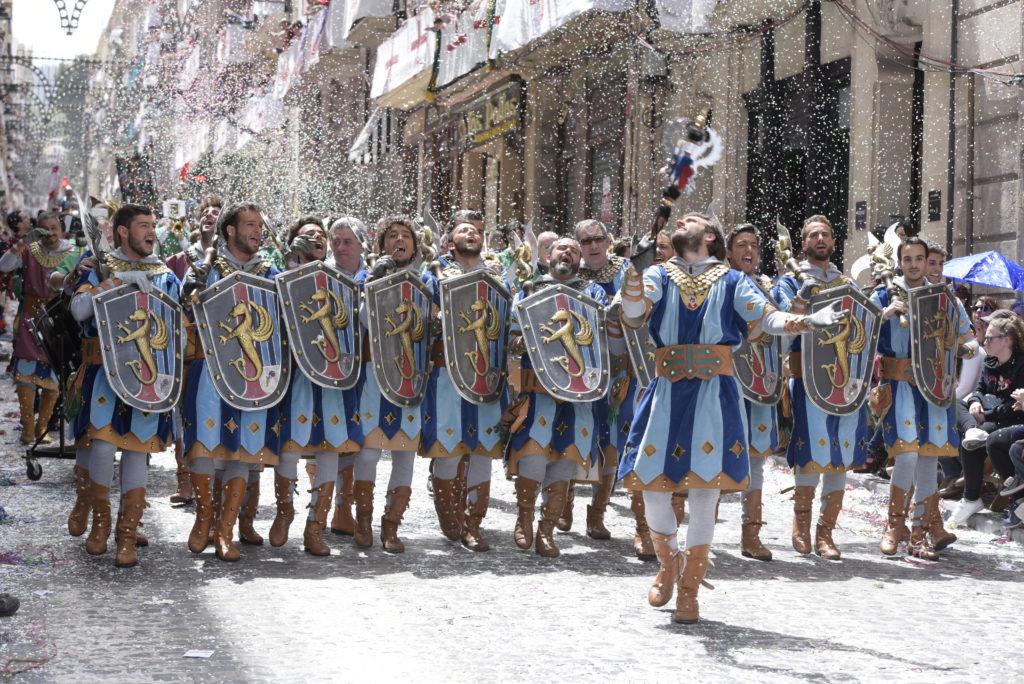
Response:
[0,248,22,272]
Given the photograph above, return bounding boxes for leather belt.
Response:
[789,352,802,378]
[654,344,732,381]
[518,368,551,397]
[879,356,916,385]
[82,337,101,365]
[24,295,48,316]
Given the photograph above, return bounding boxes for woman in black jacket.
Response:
[951,312,1024,524]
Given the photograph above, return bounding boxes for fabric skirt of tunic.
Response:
[278,370,363,455]
[74,363,174,452]
[786,377,869,473]
[14,358,57,390]
[745,398,779,458]
[506,392,600,474]
[354,361,422,451]
[877,379,959,458]
[420,367,507,459]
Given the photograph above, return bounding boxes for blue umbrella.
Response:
[942,251,1024,291]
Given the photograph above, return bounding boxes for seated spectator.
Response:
[952,312,1024,524]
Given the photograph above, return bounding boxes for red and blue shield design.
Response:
[440,270,511,405]
[910,283,963,409]
[365,269,435,407]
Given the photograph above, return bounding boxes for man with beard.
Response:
[618,212,843,623]
[420,219,510,551]
[181,203,282,562]
[506,237,611,557]
[350,216,429,553]
[724,224,780,561]
[0,212,75,445]
[558,219,630,540]
[67,204,181,568]
[872,237,974,559]
[774,215,869,560]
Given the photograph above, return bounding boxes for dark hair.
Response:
[925,241,946,259]
[217,202,263,242]
[111,204,153,246]
[286,215,326,245]
[447,209,483,237]
[197,196,223,217]
[984,313,1024,354]
[5,209,27,231]
[897,236,929,261]
[678,212,726,260]
[375,215,419,255]
[973,296,999,315]
[801,215,832,240]
[725,223,759,250]
[611,238,630,257]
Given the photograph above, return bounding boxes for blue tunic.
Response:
[618,261,772,492]
[870,281,971,458]
[74,265,181,452]
[183,260,283,464]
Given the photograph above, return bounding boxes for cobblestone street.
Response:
[2,387,1023,682]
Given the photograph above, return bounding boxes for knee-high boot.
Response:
[909,495,941,560]
[16,385,34,445]
[791,486,815,554]
[740,489,772,561]
[556,480,575,532]
[214,477,246,562]
[648,530,682,607]
[67,466,92,537]
[587,473,614,540]
[330,464,355,535]
[237,478,263,545]
[209,476,223,544]
[536,481,569,557]
[815,490,844,560]
[114,488,147,568]
[268,474,296,547]
[35,389,58,443]
[188,473,214,553]
[352,480,375,548]
[925,493,957,550]
[85,482,111,555]
[303,481,334,556]
[630,491,656,560]
[461,482,491,552]
[880,485,910,555]
[514,477,540,549]
[431,474,464,541]
[673,544,712,624]
[380,486,412,553]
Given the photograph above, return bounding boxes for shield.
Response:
[734,333,786,406]
[440,270,511,404]
[194,271,289,410]
[515,283,609,401]
[365,269,435,407]
[277,261,361,390]
[608,302,656,393]
[909,283,962,408]
[801,283,883,416]
[92,284,185,412]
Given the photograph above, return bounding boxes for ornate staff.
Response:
[775,219,811,284]
[871,242,909,329]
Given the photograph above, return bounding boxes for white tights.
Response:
[890,451,939,526]
[795,471,847,513]
[83,440,148,511]
[644,488,720,551]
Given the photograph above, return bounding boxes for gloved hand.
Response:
[369,255,395,279]
[24,227,49,244]
[117,270,153,294]
[287,234,319,263]
[180,270,205,302]
[629,235,657,275]
[804,302,846,330]
[796,277,820,302]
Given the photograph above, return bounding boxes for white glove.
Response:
[117,270,154,294]
[805,302,846,330]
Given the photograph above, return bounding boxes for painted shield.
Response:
[734,333,786,406]
[277,261,361,390]
[365,269,435,407]
[909,283,962,409]
[93,284,185,412]
[608,302,656,394]
[194,271,289,410]
[440,270,511,405]
[515,283,609,401]
[801,283,883,416]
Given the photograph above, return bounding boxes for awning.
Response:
[436,0,500,89]
[489,0,631,58]
[370,8,436,100]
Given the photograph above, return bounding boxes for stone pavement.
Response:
[1,381,1023,681]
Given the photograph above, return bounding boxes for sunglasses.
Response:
[974,305,993,312]
[579,236,606,246]
[983,334,1007,343]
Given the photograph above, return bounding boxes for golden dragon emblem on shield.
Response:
[540,309,594,378]
[219,300,275,382]
[742,334,774,377]
[458,298,501,376]
[817,311,866,389]
[923,309,957,381]
[299,287,349,363]
[116,308,169,385]
[384,300,424,379]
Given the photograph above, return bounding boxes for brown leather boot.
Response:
[556,480,575,531]
[330,464,355,535]
[303,481,334,556]
[880,485,910,555]
[431,475,464,541]
[514,477,540,549]
[924,493,957,550]
[791,485,815,554]
[188,473,214,553]
[671,492,687,526]
[352,480,374,548]
[34,389,58,444]
[461,481,491,552]
[740,489,772,561]
[630,491,656,561]
[67,465,92,537]
[815,490,844,560]
[648,530,682,607]
[114,488,147,568]
[909,498,941,560]
[209,476,223,544]
[380,486,412,553]
[237,477,263,545]
[214,477,246,562]
[673,544,712,624]
[85,482,111,555]
[171,446,193,504]
[268,474,296,547]
[587,473,614,540]
[16,384,35,445]
[536,481,569,557]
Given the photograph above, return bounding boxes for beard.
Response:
[808,244,835,261]
[232,231,259,256]
[453,241,481,258]
[551,259,578,278]
[670,229,703,256]
[127,233,152,257]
